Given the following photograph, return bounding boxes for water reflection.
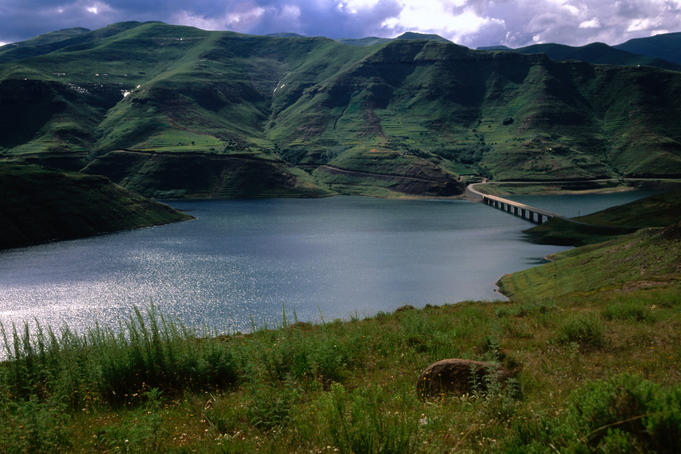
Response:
[0,194,640,336]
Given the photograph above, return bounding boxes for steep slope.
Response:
[615,32,681,66]
[270,39,681,180]
[2,23,681,199]
[0,164,192,249]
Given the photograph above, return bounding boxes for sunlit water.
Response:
[0,192,650,338]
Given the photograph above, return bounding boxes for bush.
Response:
[506,375,681,453]
[555,314,604,350]
[0,396,70,453]
[602,300,654,322]
[246,381,301,429]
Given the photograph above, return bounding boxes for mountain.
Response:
[1,22,681,199]
[511,42,681,70]
[477,45,511,51]
[396,32,450,43]
[615,32,681,66]
[338,37,391,47]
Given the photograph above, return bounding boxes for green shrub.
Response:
[506,375,681,453]
[246,381,301,429]
[602,300,655,322]
[1,396,71,453]
[555,314,605,350]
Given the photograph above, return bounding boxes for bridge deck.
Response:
[466,183,564,222]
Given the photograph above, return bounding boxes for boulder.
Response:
[416,358,512,399]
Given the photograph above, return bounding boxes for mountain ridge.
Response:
[1,22,680,199]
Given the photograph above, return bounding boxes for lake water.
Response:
[0,192,650,336]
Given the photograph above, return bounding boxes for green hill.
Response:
[499,220,681,302]
[0,164,191,249]
[513,42,681,70]
[615,32,681,66]
[525,191,681,245]
[2,22,681,198]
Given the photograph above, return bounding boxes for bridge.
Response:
[465,182,563,224]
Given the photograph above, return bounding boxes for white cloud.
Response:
[174,6,266,32]
[627,17,662,32]
[226,7,266,26]
[380,0,503,44]
[579,17,600,28]
[0,41,7,47]
[84,2,113,16]
[546,0,580,16]
[337,0,381,14]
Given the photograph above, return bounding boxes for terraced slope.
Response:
[2,22,681,198]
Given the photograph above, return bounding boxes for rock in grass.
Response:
[416,359,512,399]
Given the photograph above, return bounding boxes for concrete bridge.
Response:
[465,183,563,224]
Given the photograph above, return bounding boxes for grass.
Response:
[499,222,681,302]
[1,219,680,451]
[0,163,192,249]
[524,191,681,245]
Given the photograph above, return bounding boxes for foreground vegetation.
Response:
[1,216,680,452]
[0,164,191,249]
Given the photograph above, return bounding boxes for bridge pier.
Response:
[475,188,559,225]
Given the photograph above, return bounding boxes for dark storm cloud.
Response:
[0,0,680,48]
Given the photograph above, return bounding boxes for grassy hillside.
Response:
[525,191,681,245]
[0,164,192,249]
[2,22,681,198]
[1,221,680,452]
[499,221,681,301]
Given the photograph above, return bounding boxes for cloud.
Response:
[378,0,505,45]
[173,4,268,32]
[579,18,600,29]
[627,17,662,32]
[0,0,679,49]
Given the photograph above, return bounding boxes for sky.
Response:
[1,0,680,48]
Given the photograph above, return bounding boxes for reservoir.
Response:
[0,192,649,335]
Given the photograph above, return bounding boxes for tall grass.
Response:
[0,304,240,407]
[0,286,679,452]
